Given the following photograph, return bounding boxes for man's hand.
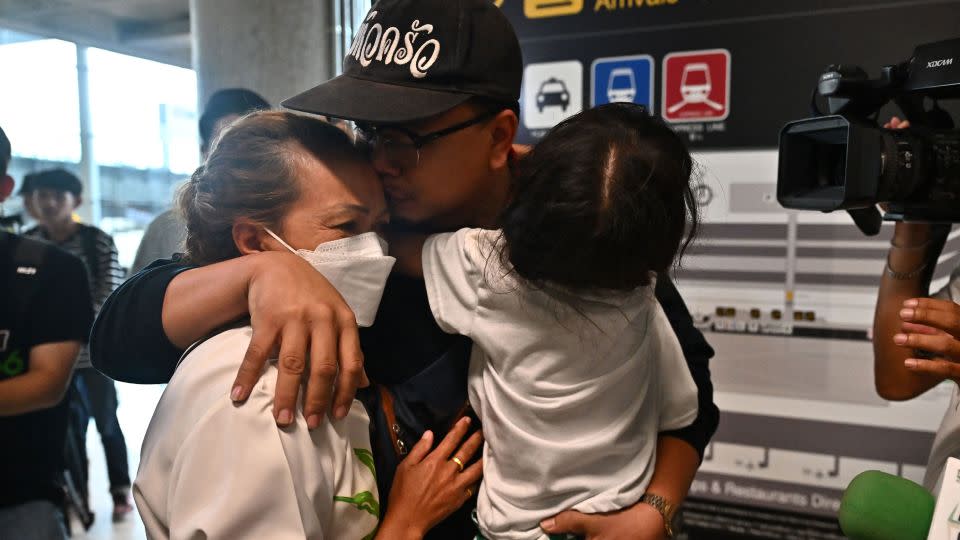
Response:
[542,436,695,539]
[899,297,960,383]
[541,503,667,540]
[230,251,367,429]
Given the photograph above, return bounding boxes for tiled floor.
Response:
[70,382,165,540]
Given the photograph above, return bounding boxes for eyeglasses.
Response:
[355,110,499,171]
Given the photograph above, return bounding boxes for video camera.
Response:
[777,38,960,235]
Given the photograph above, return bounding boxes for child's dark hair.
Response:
[500,102,699,292]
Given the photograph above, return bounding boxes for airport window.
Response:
[0,28,199,270]
[87,48,199,175]
[0,32,81,164]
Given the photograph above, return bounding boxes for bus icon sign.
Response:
[591,55,653,110]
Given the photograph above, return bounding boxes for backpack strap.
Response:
[78,225,103,288]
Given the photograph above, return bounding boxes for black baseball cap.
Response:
[282,0,522,124]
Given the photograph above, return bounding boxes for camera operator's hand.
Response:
[898,298,960,383]
[883,117,910,130]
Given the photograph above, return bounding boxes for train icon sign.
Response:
[661,49,730,123]
[591,55,654,109]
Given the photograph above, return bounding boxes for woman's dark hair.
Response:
[178,110,362,266]
[500,102,699,292]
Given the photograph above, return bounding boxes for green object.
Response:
[333,449,380,540]
[1,349,25,377]
[334,490,379,518]
[355,448,376,480]
[839,470,935,540]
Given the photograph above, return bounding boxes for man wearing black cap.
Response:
[92,1,717,537]
[23,169,133,522]
[0,127,94,539]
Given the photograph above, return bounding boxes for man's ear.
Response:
[232,220,270,255]
[73,193,83,209]
[0,175,13,203]
[488,109,519,170]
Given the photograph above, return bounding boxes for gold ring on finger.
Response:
[451,456,465,473]
[465,486,474,498]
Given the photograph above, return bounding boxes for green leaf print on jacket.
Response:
[333,448,380,539]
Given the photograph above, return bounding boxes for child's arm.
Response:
[386,231,428,277]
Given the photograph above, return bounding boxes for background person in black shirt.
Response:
[22,168,132,521]
[0,125,94,540]
[91,1,719,537]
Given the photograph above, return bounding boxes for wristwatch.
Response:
[640,493,676,538]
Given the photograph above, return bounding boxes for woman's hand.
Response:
[230,251,367,429]
[378,417,484,539]
[898,297,960,383]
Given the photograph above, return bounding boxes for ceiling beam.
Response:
[0,0,72,21]
[0,15,191,67]
[116,15,190,44]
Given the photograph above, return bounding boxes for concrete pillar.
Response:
[189,0,336,110]
[76,46,101,225]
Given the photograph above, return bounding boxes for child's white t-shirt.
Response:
[422,228,700,540]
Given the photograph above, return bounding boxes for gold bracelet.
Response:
[640,493,676,538]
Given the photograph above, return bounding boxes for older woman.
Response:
[134,111,482,540]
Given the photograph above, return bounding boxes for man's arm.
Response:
[655,275,720,458]
[0,341,81,415]
[90,258,195,383]
[91,255,275,381]
[91,250,364,426]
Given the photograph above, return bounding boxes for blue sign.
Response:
[590,55,654,110]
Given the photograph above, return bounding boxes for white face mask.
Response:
[264,229,396,327]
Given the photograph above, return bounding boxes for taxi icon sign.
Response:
[524,0,584,18]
